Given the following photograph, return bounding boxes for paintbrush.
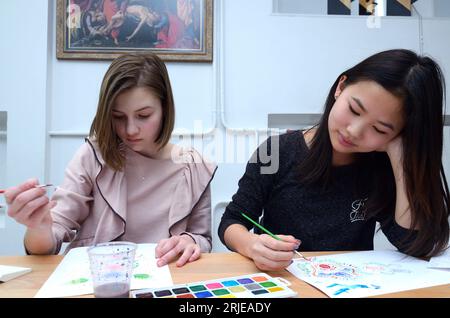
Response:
[0,184,54,194]
[241,212,310,261]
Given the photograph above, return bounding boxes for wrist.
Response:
[24,227,55,255]
[180,232,196,245]
[387,150,404,180]
[243,233,260,260]
[386,137,403,162]
[27,224,52,235]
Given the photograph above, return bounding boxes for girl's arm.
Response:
[39,143,95,254]
[155,185,213,267]
[24,226,57,255]
[224,223,299,271]
[223,223,259,258]
[386,136,414,229]
[181,185,212,253]
[5,179,57,255]
[218,136,278,248]
[219,134,301,270]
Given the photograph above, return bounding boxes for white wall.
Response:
[434,0,450,17]
[275,0,328,14]
[0,0,449,255]
[0,112,6,229]
[0,1,49,254]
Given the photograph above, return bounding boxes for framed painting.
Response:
[56,0,213,62]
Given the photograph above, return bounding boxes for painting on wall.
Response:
[327,0,352,15]
[359,0,376,15]
[386,0,412,16]
[56,0,213,62]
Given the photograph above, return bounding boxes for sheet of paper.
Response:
[35,243,173,298]
[286,250,450,298]
[0,265,32,282]
[428,248,450,269]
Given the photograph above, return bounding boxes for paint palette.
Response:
[131,273,297,298]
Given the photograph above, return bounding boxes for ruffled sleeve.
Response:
[49,142,97,254]
[167,148,217,252]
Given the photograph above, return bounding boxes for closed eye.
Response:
[138,114,151,119]
[373,126,387,134]
[349,105,360,116]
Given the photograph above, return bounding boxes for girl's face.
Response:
[328,78,405,165]
[112,87,163,158]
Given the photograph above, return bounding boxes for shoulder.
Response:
[171,146,217,195]
[279,129,306,149]
[258,130,307,160]
[67,138,103,170]
[72,140,94,161]
[172,145,217,177]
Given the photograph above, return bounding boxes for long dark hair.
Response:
[299,49,449,257]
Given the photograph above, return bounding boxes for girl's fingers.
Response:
[260,234,299,252]
[258,244,295,262]
[25,202,53,229]
[156,237,184,266]
[188,246,201,263]
[156,236,201,267]
[159,237,179,255]
[4,179,38,205]
[277,234,301,245]
[156,236,180,258]
[7,188,47,218]
[175,245,195,267]
[8,195,50,229]
[254,254,292,271]
[155,238,169,258]
[156,246,180,267]
[20,195,50,218]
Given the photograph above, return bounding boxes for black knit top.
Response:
[218,130,416,253]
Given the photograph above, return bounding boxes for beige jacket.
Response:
[49,139,217,254]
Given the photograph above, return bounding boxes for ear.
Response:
[334,75,347,98]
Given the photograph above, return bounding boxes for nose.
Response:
[346,120,364,139]
[126,119,139,136]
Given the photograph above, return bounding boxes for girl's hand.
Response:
[247,234,300,271]
[155,234,201,267]
[4,179,55,231]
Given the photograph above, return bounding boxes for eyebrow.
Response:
[351,97,395,131]
[112,106,153,113]
[351,97,367,113]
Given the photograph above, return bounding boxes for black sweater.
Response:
[218,130,416,253]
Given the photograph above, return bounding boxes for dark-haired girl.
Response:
[219,49,449,271]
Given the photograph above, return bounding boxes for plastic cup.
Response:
[87,241,137,298]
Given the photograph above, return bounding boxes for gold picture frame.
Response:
[56,0,213,62]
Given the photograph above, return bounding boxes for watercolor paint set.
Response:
[131,273,297,298]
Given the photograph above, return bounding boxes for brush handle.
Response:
[294,250,310,261]
[0,184,53,194]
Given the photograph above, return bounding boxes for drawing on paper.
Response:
[286,250,450,298]
[67,277,90,285]
[294,257,412,281]
[326,283,381,296]
[35,243,172,298]
[131,250,154,280]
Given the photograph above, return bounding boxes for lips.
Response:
[338,132,355,147]
[127,138,142,143]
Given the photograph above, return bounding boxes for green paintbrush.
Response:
[241,212,309,261]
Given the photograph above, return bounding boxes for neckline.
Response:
[126,146,174,162]
[125,144,194,164]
